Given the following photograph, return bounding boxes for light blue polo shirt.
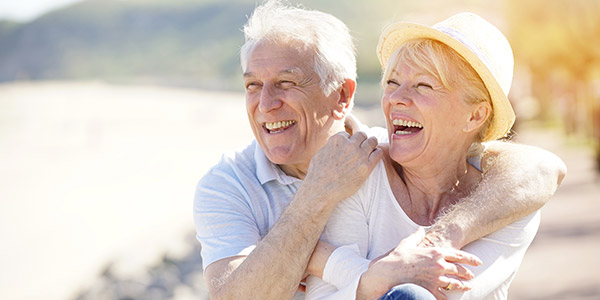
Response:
[194,139,303,270]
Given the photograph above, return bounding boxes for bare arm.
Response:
[423,141,567,249]
[205,132,382,300]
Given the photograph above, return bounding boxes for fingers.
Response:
[444,262,475,281]
[369,147,384,164]
[348,131,382,165]
[438,276,471,292]
[356,132,382,165]
[443,249,482,266]
[350,130,368,142]
[360,136,378,151]
[336,131,378,151]
[334,130,351,139]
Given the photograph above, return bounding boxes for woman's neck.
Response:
[385,147,482,226]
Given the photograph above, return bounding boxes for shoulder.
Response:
[365,126,389,142]
[199,141,258,184]
[195,141,261,207]
[337,159,387,213]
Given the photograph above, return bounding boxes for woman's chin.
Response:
[388,144,421,165]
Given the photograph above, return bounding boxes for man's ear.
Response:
[464,102,491,133]
[332,79,356,120]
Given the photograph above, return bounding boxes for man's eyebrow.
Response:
[279,68,302,76]
[243,68,303,78]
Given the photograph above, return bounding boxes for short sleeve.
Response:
[194,165,261,270]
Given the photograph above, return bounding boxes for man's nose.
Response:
[258,82,283,113]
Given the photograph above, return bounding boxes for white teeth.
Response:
[393,118,423,135]
[392,119,423,128]
[395,130,413,135]
[265,120,296,131]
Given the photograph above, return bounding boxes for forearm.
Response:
[210,187,338,300]
[426,141,566,249]
[306,241,336,279]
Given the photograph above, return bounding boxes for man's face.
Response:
[243,40,342,176]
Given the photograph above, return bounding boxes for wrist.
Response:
[424,222,465,248]
[302,175,345,202]
[357,266,392,300]
[293,182,338,216]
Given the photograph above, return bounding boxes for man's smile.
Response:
[264,120,297,133]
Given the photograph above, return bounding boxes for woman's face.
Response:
[382,59,477,166]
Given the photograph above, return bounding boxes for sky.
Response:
[0,0,83,21]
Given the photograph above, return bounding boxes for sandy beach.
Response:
[0,81,597,300]
[0,81,253,300]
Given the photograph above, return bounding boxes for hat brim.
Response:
[377,22,515,141]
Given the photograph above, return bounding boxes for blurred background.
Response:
[0,0,598,299]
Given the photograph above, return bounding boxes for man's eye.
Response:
[279,80,295,88]
[246,82,261,91]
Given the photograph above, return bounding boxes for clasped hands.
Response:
[357,228,482,300]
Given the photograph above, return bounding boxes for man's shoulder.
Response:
[198,141,260,189]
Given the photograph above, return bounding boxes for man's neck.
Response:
[279,163,309,180]
[279,119,349,180]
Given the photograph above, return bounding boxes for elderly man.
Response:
[194,1,566,299]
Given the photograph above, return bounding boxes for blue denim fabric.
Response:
[377,284,436,300]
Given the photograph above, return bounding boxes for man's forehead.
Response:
[244,40,314,77]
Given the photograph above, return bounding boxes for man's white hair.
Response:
[240,0,357,99]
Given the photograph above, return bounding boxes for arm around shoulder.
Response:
[482,140,567,208]
[424,141,566,249]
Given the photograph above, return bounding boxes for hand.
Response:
[304,131,383,203]
[418,227,457,249]
[358,228,482,300]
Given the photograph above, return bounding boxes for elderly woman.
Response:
[304,13,542,300]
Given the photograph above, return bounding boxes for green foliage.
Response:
[0,0,498,101]
[0,0,255,90]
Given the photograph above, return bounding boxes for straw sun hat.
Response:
[377,12,515,141]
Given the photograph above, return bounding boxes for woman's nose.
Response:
[388,84,413,106]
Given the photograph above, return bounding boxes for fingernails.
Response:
[458,282,472,290]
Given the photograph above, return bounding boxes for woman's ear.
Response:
[332,79,356,120]
[464,102,491,133]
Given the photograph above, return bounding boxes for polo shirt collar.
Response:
[254,141,302,185]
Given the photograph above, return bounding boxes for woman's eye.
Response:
[387,80,400,86]
[417,82,433,89]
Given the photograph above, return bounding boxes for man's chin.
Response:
[264,147,294,165]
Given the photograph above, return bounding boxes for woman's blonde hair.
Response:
[381,38,493,142]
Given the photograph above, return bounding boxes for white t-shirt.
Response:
[305,160,541,300]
